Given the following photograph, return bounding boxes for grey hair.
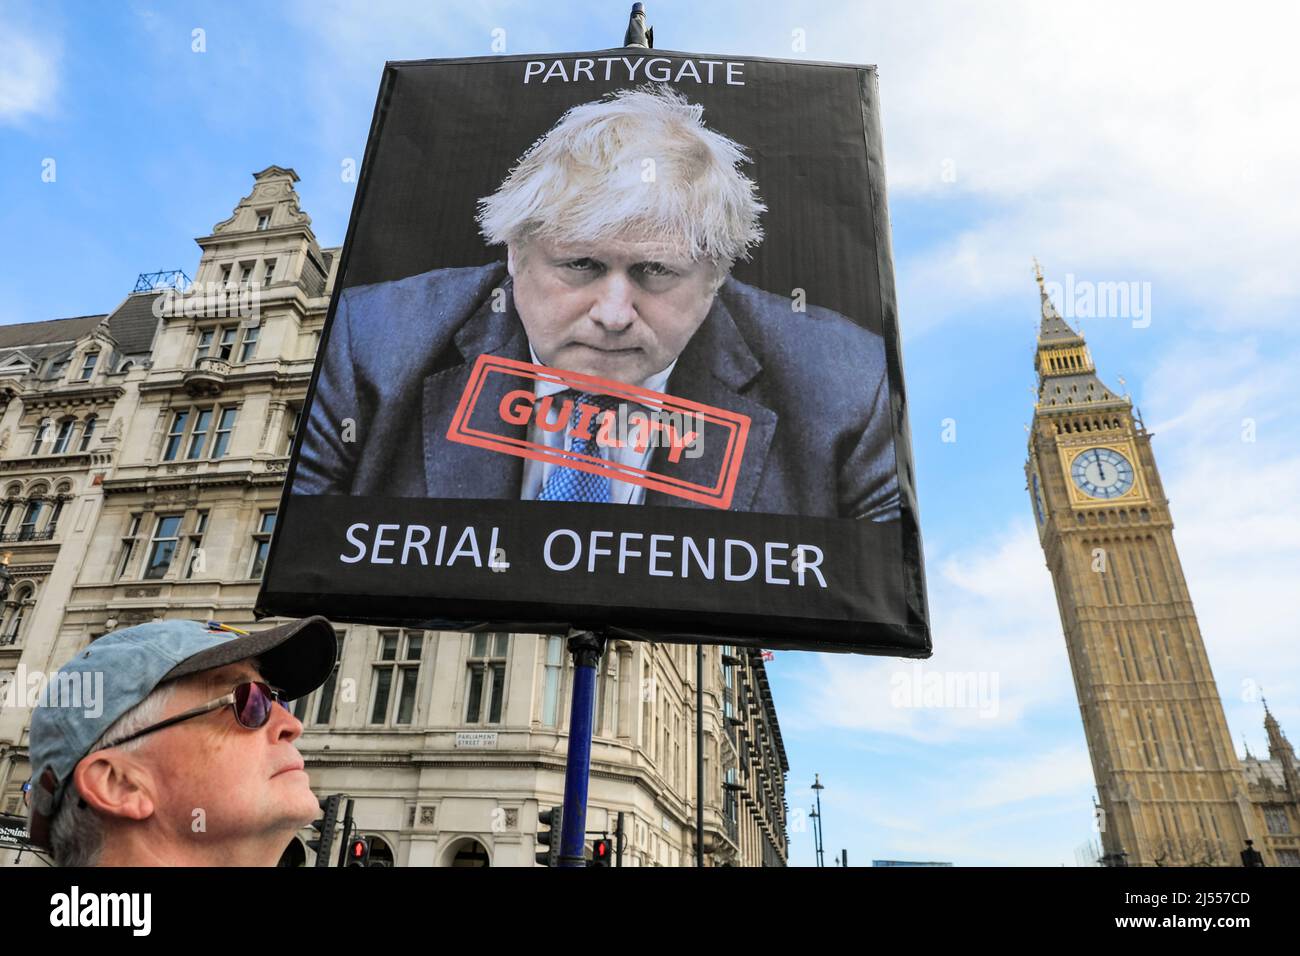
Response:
[476,84,766,267]
[49,680,177,867]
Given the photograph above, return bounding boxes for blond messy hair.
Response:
[476,85,766,268]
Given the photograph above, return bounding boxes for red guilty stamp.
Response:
[447,354,750,509]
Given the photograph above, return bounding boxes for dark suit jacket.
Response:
[293,261,900,519]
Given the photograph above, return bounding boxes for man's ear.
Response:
[74,750,155,824]
[712,258,732,292]
[506,244,517,278]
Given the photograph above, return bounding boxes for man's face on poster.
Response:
[507,235,722,385]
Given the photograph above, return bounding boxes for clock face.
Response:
[1032,473,1046,524]
[1070,447,1135,499]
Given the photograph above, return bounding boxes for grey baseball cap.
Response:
[26,615,336,851]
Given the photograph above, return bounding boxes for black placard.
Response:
[258,49,929,657]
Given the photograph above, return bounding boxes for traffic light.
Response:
[347,836,371,867]
[590,838,612,868]
[307,793,342,868]
[536,806,563,867]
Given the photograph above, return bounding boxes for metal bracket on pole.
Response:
[558,629,606,867]
[624,2,653,49]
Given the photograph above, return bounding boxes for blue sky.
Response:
[3,0,1298,866]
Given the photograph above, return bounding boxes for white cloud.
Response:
[1137,336,1300,745]
[832,1,1300,331]
[0,18,59,123]
[785,519,1071,742]
[959,744,1095,810]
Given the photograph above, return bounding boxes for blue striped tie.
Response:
[537,392,622,503]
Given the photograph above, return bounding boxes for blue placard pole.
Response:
[553,2,653,871]
[558,630,605,867]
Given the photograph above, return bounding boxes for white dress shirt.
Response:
[520,345,677,504]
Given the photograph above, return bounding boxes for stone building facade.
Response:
[0,167,788,867]
[1240,703,1300,866]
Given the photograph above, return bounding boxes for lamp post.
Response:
[811,772,826,868]
[809,804,819,866]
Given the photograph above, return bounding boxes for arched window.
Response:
[1,584,34,644]
[47,486,71,535]
[0,489,20,535]
[365,836,395,867]
[79,415,97,452]
[51,418,76,454]
[18,495,45,541]
[444,837,488,868]
[29,418,51,455]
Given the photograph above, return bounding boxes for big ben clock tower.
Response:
[1026,264,1265,866]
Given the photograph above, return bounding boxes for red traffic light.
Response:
[591,838,612,867]
[348,837,370,866]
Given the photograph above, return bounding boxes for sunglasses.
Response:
[98,681,285,750]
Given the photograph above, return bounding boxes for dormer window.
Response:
[262,259,276,287]
[239,265,253,288]
[220,264,232,286]
[256,211,271,231]
[79,352,98,381]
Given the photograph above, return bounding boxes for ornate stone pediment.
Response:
[211,166,312,234]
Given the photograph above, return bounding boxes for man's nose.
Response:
[268,699,304,743]
[588,272,637,332]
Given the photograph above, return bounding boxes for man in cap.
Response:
[26,616,337,866]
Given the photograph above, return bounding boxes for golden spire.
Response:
[1033,256,1045,293]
